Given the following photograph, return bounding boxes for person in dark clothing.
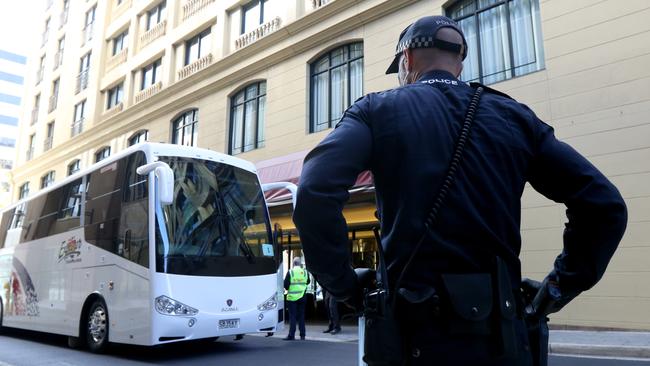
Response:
[283,257,310,340]
[322,289,341,335]
[293,15,627,366]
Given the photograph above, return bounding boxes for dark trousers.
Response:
[325,292,340,330]
[287,296,306,337]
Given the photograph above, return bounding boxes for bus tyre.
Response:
[86,299,109,353]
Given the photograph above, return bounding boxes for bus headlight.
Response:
[155,295,199,316]
[257,294,278,311]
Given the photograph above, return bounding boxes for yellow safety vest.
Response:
[286,267,308,301]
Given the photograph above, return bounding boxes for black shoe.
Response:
[330,328,341,335]
[300,335,306,340]
[282,336,295,341]
[322,327,333,333]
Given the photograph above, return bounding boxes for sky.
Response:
[0,0,41,58]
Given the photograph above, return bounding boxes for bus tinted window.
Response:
[85,151,149,267]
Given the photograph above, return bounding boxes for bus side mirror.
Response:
[261,182,298,209]
[137,162,174,205]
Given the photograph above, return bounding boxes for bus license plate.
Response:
[219,319,240,329]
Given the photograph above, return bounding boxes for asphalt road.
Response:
[1,327,649,366]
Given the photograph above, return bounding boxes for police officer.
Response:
[293,15,627,365]
[283,257,310,340]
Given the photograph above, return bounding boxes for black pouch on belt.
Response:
[440,273,493,336]
[494,256,518,358]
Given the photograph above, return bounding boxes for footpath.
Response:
[263,321,650,359]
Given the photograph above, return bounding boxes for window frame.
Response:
[146,1,166,30]
[128,130,149,146]
[95,146,111,163]
[229,81,266,155]
[68,159,81,176]
[184,28,210,65]
[141,58,161,90]
[171,109,198,146]
[447,0,545,84]
[112,30,129,56]
[19,182,30,199]
[106,82,124,110]
[309,42,364,133]
[41,171,55,189]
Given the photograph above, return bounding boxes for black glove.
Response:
[522,274,571,319]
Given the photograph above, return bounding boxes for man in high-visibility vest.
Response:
[283,257,310,340]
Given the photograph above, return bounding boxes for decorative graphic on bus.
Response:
[6,257,40,317]
[57,237,82,264]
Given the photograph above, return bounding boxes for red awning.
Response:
[256,151,374,204]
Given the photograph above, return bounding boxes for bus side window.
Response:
[85,160,125,253]
[120,151,149,267]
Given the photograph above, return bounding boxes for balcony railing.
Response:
[48,95,58,113]
[112,0,132,20]
[26,148,34,161]
[178,53,213,81]
[139,20,166,50]
[106,48,128,71]
[312,0,332,8]
[182,0,215,21]
[235,17,282,50]
[135,81,162,104]
[103,102,124,118]
[82,23,94,46]
[75,70,89,94]
[31,108,39,125]
[44,137,53,151]
[59,10,68,28]
[71,119,84,136]
[54,51,63,69]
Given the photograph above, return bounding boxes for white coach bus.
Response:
[0,143,286,352]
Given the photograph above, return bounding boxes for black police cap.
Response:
[386,15,468,74]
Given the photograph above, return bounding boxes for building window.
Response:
[55,37,65,68]
[107,82,124,109]
[447,0,545,84]
[49,78,59,112]
[310,42,364,133]
[147,1,166,30]
[41,171,55,189]
[112,30,128,56]
[61,0,69,26]
[171,109,198,146]
[95,147,111,163]
[241,0,280,34]
[19,182,30,199]
[44,121,54,151]
[185,28,211,65]
[27,134,35,160]
[77,52,91,93]
[43,18,51,45]
[85,6,96,27]
[141,59,161,90]
[68,159,80,176]
[128,130,149,146]
[229,82,266,155]
[72,100,85,136]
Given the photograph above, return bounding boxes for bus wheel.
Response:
[86,299,109,353]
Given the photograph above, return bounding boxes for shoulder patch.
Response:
[469,82,513,100]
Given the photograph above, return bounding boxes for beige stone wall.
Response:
[11,0,650,329]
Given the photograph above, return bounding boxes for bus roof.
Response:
[3,143,258,213]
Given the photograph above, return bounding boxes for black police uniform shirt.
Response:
[293,70,627,300]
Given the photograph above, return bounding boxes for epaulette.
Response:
[469,82,514,100]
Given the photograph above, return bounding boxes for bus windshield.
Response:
[155,156,276,277]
